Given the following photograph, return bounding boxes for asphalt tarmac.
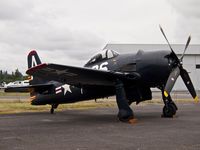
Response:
[0,103,200,150]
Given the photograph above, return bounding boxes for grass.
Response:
[0,89,29,96]
[0,100,117,114]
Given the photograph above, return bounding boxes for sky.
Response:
[0,0,199,74]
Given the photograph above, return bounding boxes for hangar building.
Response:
[105,44,200,92]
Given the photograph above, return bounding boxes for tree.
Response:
[14,69,23,80]
[0,69,25,83]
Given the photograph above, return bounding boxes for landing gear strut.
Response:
[162,91,178,118]
[115,80,134,122]
[50,104,59,114]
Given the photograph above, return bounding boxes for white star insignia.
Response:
[62,84,72,95]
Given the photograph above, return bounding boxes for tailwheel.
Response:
[50,107,54,114]
[162,102,177,118]
[50,104,59,114]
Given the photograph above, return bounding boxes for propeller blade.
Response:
[180,68,199,102]
[164,67,180,98]
[159,25,180,63]
[159,25,173,52]
[180,36,191,62]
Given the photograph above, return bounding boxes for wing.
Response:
[4,84,54,93]
[26,63,140,86]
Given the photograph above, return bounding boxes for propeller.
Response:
[159,25,198,102]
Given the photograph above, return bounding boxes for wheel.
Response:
[162,103,176,117]
[50,108,54,114]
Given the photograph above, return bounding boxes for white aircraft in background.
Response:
[3,80,29,88]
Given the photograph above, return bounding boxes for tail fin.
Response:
[28,50,42,69]
[27,50,45,85]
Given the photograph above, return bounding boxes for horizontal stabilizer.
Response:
[4,84,54,93]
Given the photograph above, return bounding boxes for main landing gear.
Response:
[50,104,59,114]
[115,80,136,123]
[161,91,178,118]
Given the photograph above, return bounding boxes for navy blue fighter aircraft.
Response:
[5,26,198,122]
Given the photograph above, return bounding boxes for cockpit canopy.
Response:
[85,49,119,66]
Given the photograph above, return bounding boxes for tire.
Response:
[50,108,54,114]
[162,104,176,117]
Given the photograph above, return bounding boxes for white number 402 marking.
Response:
[92,62,108,70]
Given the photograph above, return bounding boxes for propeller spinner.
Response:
[159,25,198,102]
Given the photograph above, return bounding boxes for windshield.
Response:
[85,49,119,65]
